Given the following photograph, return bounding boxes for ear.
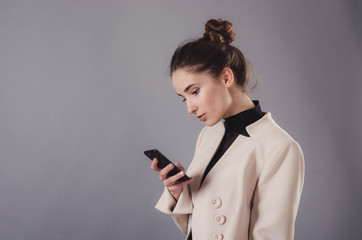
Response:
[220,67,234,88]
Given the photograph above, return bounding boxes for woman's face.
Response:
[172,69,233,126]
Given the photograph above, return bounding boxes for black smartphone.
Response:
[144,149,190,182]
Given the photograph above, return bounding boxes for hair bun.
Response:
[203,19,236,44]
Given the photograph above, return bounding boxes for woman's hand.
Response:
[151,158,193,200]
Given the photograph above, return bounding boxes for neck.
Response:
[223,91,255,118]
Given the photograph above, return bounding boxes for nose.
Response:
[186,100,197,114]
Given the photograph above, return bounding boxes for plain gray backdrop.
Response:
[1,0,361,239]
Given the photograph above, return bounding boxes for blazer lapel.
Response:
[188,123,225,201]
[200,135,250,186]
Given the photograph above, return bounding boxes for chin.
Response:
[204,119,219,127]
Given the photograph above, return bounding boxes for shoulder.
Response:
[247,113,298,144]
[247,113,303,158]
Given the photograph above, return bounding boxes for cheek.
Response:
[202,87,228,111]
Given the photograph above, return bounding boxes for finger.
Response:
[151,158,161,172]
[167,177,194,191]
[159,163,174,180]
[163,170,188,187]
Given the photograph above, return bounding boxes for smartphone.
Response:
[144,149,190,182]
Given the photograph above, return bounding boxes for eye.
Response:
[182,98,186,102]
[192,89,199,95]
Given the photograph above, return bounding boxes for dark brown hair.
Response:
[170,19,254,91]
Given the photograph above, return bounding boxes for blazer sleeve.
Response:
[155,185,193,234]
[249,141,305,240]
[154,126,207,235]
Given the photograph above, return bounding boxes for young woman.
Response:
[151,19,304,240]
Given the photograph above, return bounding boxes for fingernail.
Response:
[169,164,173,169]
[179,171,184,176]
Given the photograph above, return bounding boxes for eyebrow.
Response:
[184,84,196,93]
[177,83,197,97]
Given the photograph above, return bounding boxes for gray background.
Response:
[1,0,361,239]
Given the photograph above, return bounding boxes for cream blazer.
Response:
[155,113,304,240]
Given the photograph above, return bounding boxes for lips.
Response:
[197,114,206,121]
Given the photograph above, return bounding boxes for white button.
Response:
[213,233,224,240]
[215,215,226,225]
[210,197,222,208]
